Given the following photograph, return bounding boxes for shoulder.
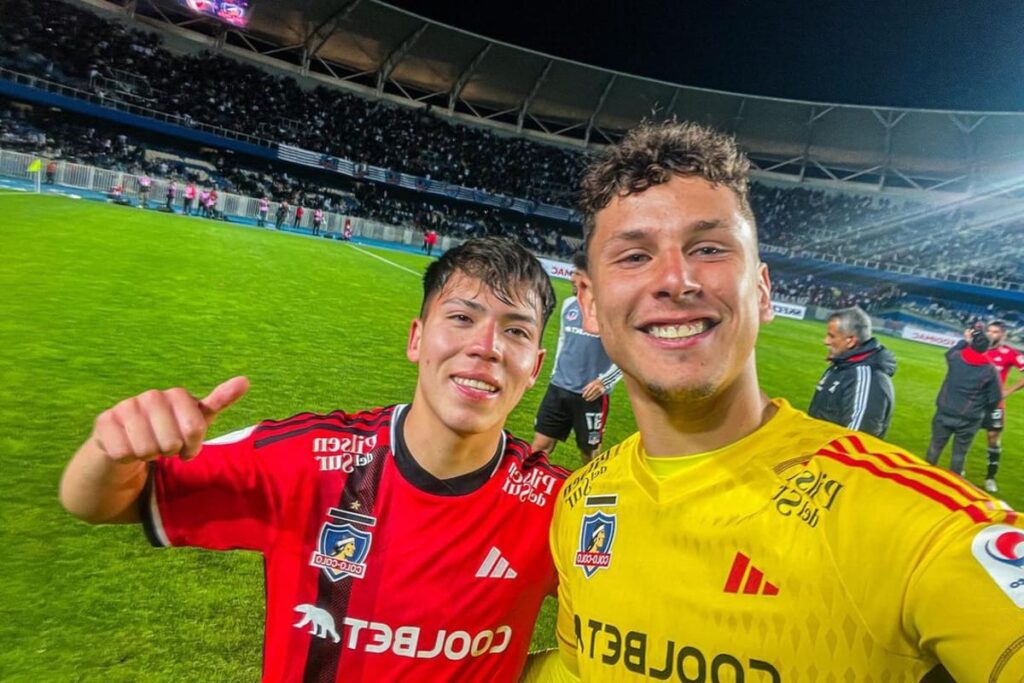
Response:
[557,432,638,511]
[503,432,571,481]
[1005,345,1024,365]
[495,434,571,507]
[243,405,397,451]
[786,425,1003,529]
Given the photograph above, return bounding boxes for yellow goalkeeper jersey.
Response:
[549,399,1024,682]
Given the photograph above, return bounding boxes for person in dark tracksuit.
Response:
[809,307,896,438]
[532,251,622,464]
[925,325,1003,476]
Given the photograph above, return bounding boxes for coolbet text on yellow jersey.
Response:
[547,399,1024,682]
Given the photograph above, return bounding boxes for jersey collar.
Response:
[389,403,506,496]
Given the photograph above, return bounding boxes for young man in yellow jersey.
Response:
[524,121,1024,682]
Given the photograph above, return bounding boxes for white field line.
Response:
[346,242,422,277]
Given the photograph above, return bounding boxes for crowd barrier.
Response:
[0,147,464,252]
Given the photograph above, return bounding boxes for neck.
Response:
[401,400,504,479]
[626,358,774,457]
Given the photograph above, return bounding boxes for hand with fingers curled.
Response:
[60,376,250,524]
[91,377,250,464]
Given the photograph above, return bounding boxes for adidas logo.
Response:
[475,546,518,580]
[723,552,779,595]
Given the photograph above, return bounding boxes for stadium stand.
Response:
[1,0,1021,327]
[0,0,586,206]
[0,98,577,258]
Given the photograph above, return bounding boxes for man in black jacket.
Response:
[925,324,1003,476]
[809,307,896,438]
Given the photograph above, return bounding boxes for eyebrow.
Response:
[444,298,538,326]
[607,219,725,243]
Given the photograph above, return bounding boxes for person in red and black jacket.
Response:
[808,307,896,438]
[925,323,1003,476]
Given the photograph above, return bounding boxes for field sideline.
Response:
[1,195,1020,681]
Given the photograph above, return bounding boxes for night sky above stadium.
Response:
[388,0,1024,112]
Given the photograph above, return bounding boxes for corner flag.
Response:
[27,159,42,172]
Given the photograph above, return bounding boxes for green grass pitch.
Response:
[1,194,1020,680]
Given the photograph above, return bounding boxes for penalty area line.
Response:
[346,242,422,277]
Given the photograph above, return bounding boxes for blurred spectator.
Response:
[275,200,288,230]
[137,173,151,208]
[183,182,196,215]
[257,197,269,227]
[165,180,176,211]
[312,207,323,236]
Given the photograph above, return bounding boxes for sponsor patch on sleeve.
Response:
[972,524,1024,607]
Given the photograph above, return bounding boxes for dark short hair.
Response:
[970,327,991,353]
[420,237,556,340]
[988,320,1007,332]
[578,120,754,259]
[571,249,587,272]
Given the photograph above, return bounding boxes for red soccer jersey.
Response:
[987,344,1024,385]
[141,404,568,682]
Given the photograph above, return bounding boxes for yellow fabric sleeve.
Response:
[904,519,1024,681]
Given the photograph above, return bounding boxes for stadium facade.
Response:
[123,0,1024,196]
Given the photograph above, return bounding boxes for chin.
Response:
[645,379,719,404]
[442,410,501,437]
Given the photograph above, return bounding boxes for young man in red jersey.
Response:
[60,237,568,682]
[982,320,1024,492]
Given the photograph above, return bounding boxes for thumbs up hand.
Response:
[91,377,250,463]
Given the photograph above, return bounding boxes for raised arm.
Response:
[59,377,249,524]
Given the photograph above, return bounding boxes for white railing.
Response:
[0,147,460,251]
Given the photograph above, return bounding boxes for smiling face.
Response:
[578,175,772,406]
[407,271,546,438]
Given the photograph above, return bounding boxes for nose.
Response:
[467,318,501,362]
[653,250,701,301]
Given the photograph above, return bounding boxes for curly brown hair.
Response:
[578,121,754,259]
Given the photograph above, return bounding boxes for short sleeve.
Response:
[141,425,283,553]
[903,517,1024,682]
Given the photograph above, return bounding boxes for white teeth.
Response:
[647,320,709,339]
[453,377,498,392]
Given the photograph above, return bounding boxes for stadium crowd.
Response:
[0,0,583,206]
[0,100,576,258]
[1,0,1022,287]
[770,275,905,312]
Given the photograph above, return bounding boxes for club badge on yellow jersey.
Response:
[574,496,618,577]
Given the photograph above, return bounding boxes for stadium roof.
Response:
[134,0,1024,194]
